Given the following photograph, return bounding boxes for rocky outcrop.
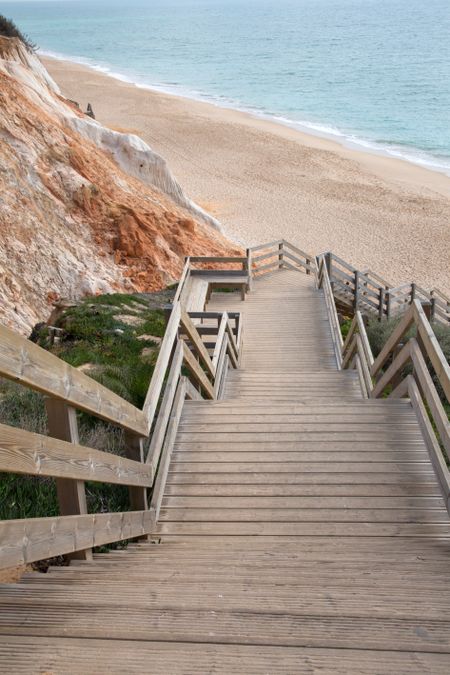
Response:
[0,37,238,333]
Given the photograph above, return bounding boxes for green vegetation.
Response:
[365,316,450,407]
[0,15,36,51]
[0,293,170,531]
[340,314,449,414]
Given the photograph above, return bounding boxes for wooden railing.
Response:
[317,256,344,369]
[0,257,244,569]
[320,251,450,325]
[247,239,315,279]
[1,242,448,567]
[174,255,250,306]
[341,301,450,511]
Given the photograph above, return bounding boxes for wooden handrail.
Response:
[0,422,154,486]
[0,324,148,436]
[320,252,449,324]
[0,254,244,569]
[172,257,191,305]
[1,241,448,566]
[317,256,344,369]
[341,303,450,509]
[248,240,316,279]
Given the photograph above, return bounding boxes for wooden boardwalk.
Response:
[1,269,450,673]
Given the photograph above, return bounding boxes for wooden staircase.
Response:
[1,248,449,673]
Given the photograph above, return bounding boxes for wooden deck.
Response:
[1,269,450,673]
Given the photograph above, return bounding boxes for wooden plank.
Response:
[410,342,450,458]
[143,302,181,430]
[156,521,450,537]
[212,313,228,370]
[342,334,357,370]
[0,324,147,436]
[357,312,375,368]
[214,334,229,398]
[331,266,356,288]
[354,353,368,398]
[0,510,152,569]
[180,310,215,378]
[342,315,357,354]
[371,305,415,377]
[329,252,356,273]
[248,239,284,253]
[163,495,442,510]
[149,379,187,524]
[146,340,183,469]
[282,240,315,263]
[165,483,442,497]
[0,422,154,488]
[189,256,247,264]
[356,335,373,395]
[252,251,280,264]
[123,433,148,520]
[184,378,203,401]
[182,342,215,400]
[413,300,450,402]
[4,638,450,675]
[224,320,239,367]
[281,249,313,272]
[159,508,447,524]
[218,355,230,399]
[45,399,92,561]
[253,261,281,274]
[172,258,191,304]
[408,376,450,513]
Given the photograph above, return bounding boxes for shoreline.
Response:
[40,50,450,184]
[42,55,450,292]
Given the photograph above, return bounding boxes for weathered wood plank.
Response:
[182,342,215,400]
[180,310,215,378]
[0,324,147,435]
[143,302,181,429]
[146,342,183,468]
[149,379,187,524]
[0,511,152,569]
[0,423,153,486]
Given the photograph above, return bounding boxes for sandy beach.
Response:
[43,57,450,293]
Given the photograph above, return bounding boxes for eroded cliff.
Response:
[0,37,239,333]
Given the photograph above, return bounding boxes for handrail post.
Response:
[325,252,332,278]
[379,288,385,320]
[45,398,92,561]
[246,247,253,291]
[430,297,436,323]
[386,291,391,319]
[422,301,432,322]
[410,283,416,304]
[124,432,149,541]
[124,433,148,506]
[354,270,360,312]
[278,242,284,269]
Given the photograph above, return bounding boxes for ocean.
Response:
[2,0,450,175]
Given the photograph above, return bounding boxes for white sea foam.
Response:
[39,49,450,179]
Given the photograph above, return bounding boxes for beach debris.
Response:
[86,102,95,119]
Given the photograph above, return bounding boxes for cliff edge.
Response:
[0,36,239,333]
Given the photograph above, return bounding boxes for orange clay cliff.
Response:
[0,36,240,333]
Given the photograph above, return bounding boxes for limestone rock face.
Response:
[0,37,238,333]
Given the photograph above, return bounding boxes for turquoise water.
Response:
[2,0,450,173]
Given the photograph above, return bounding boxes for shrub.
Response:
[365,316,450,407]
[0,293,168,532]
[0,15,36,51]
